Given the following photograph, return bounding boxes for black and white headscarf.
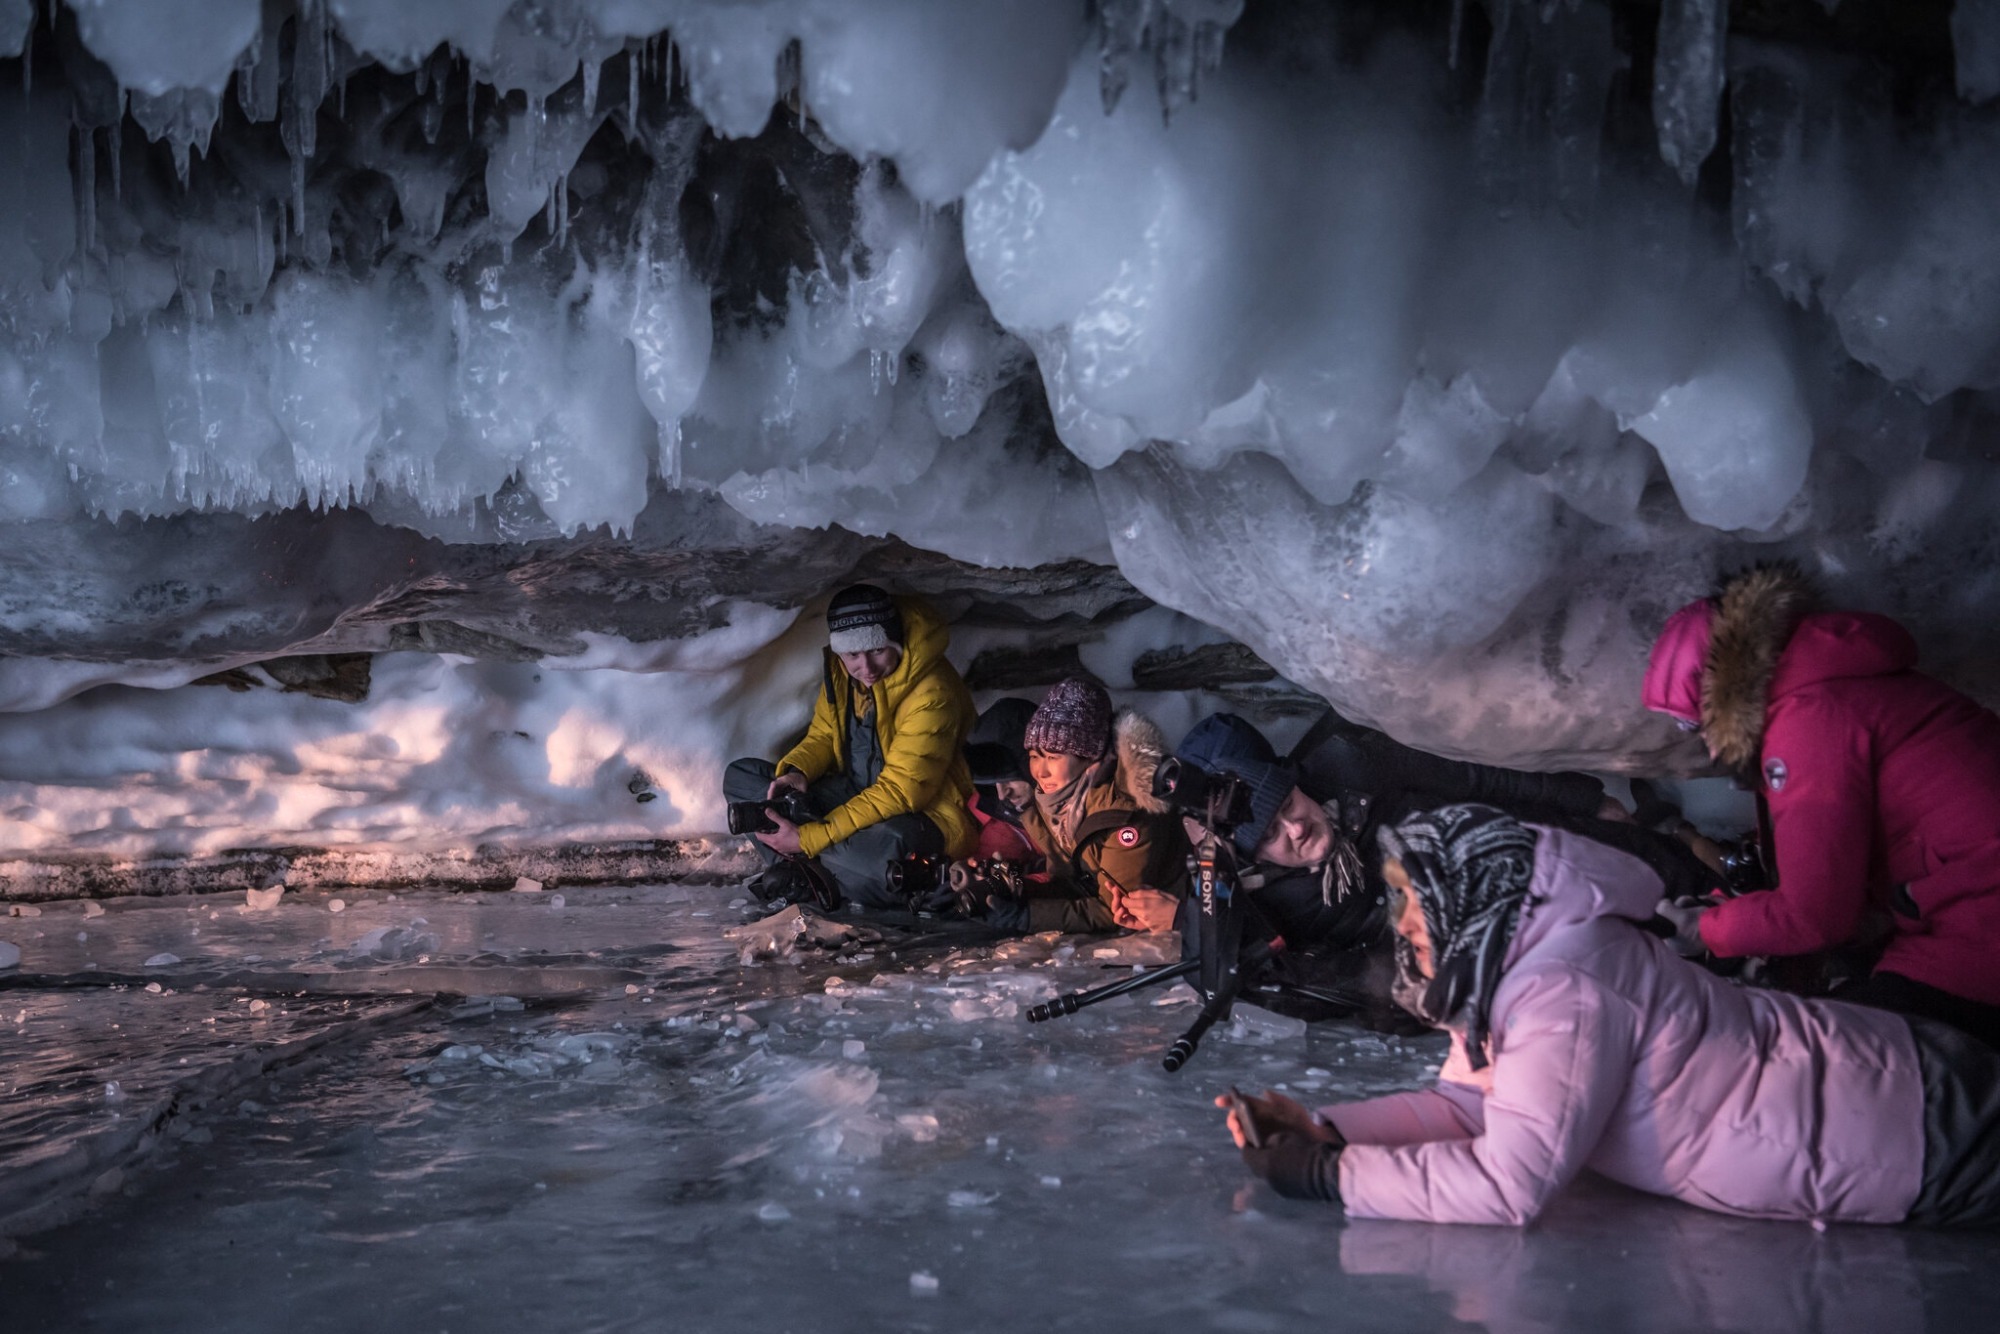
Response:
[1377,804,1539,1071]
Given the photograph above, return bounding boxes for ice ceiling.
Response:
[5,0,2000,803]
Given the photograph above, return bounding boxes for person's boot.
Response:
[749,860,805,905]
[752,858,843,913]
[794,858,843,913]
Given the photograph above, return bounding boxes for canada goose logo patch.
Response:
[1763,757,1790,792]
[1117,826,1140,847]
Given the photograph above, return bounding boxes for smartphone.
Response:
[1224,1086,1262,1149]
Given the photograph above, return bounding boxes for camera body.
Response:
[1713,835,1771,894]
[885,854,948,900]
[948,855,1027,902]
[1151,755,1255,834]
[726,789,813,836]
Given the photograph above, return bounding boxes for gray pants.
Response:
[723,757,945,910]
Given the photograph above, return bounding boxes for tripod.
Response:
[1025,772,1310,1072]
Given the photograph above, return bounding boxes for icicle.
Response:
[467,67,478,138]
[108,115,122,205]
[1652,0,1729,186]
[237,18,282,123]
[628,44,639,119]
[74,122,97,256]
[293,0,327,162]
[662,420,683,489]
[1448,0,1466,72]
[255,201,272,294]
[582,58,600,119]
[291,149,306,237]
[236,28,260,120]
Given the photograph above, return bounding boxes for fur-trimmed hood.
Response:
[1699,564,1920,773]
[1700,564,1820,771]
[1107,709,1171,815]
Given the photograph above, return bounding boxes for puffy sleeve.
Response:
[1320,1083,1486,1148]
[776,670,841,786]
[1700,692,1874,959]
[1337,968,1637,1225]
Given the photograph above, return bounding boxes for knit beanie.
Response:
[1173,712,1298,855]
[826,584,904,654]
[1023,677,1114,760]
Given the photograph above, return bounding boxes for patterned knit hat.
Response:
[826,584,904,654]
[1024,677,1114,760]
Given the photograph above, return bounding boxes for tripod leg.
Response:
[1161,942,1277,1072]
[1026,958,1199,1023]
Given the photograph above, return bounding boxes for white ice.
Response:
[2,0,2000,804]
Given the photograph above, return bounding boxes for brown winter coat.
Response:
[1017,710,1186,933]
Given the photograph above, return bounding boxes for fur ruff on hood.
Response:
[1108,709,1172,815]
[1702,563,1820,772]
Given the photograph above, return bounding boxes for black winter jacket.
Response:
[1254,710,1711,954]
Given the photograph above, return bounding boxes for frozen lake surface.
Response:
[4,882,1999,1333]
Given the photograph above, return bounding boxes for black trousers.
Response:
[1907,1017,2000,1226]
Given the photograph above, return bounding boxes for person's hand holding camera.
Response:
[756,807,804,856]
[766,771,808,800]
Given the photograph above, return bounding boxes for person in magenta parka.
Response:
[1642,563,2000,1047]
[1217,804,2000,1227]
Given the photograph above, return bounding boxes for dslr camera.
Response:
[1712,834,1772,894]
[726,788,813,836]
[885,853,949,901]
[1151,755,1255,835]
[894,854,1028,916]
[949,855,1027,903]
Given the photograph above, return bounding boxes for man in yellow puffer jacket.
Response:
[722,585,977,908]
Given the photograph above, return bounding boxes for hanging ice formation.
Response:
[2,0,2000,781]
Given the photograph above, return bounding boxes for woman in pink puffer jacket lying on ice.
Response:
[1220,804,2000,1227]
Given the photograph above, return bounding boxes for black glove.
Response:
[981,894,1031,933]
[1242,1133,1343,1203]
[911,882,964,916]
